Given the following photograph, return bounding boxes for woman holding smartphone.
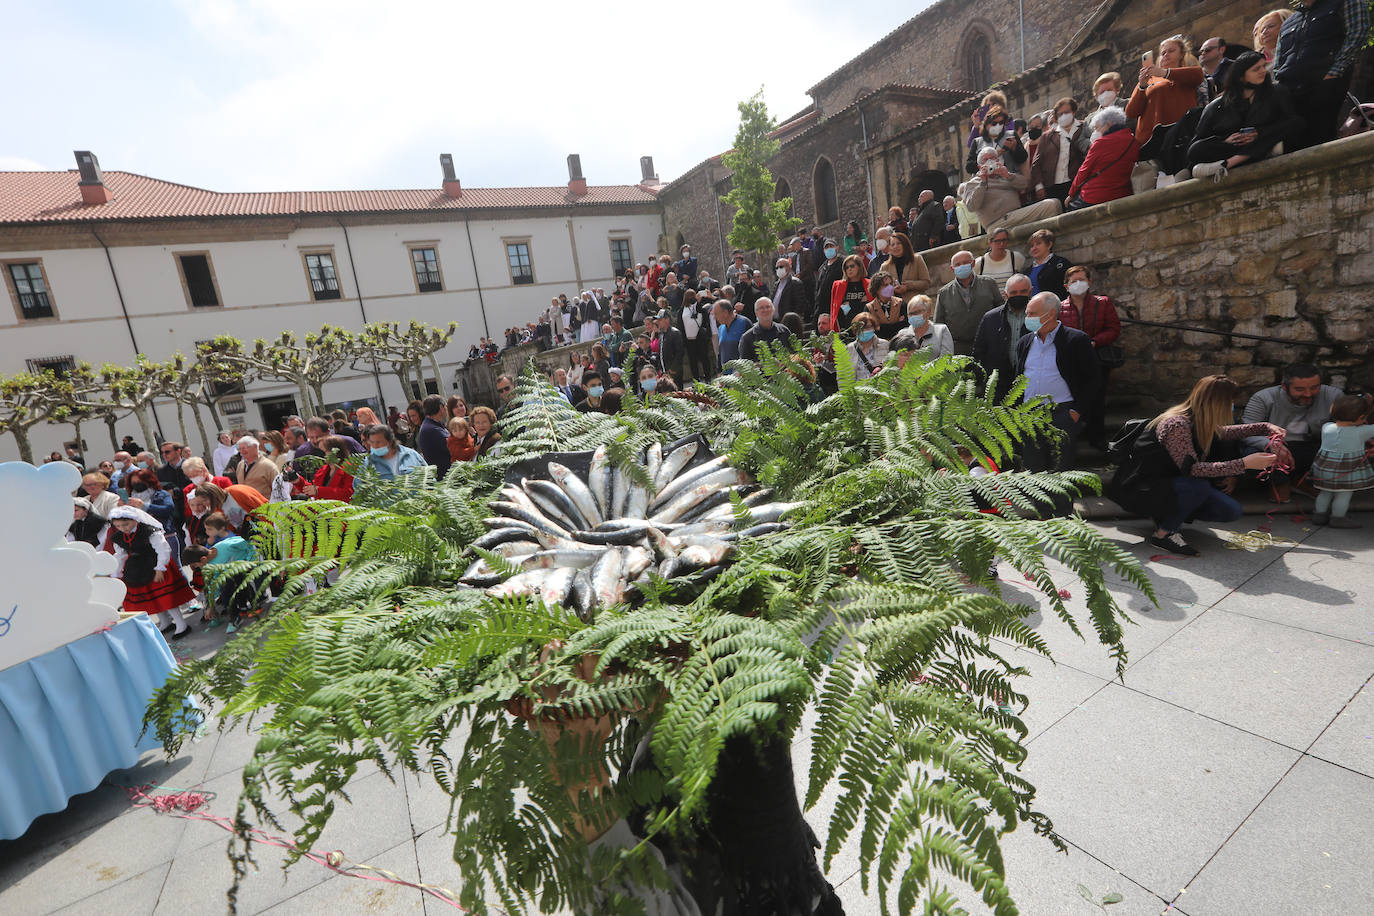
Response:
[1188,51,1303,179]
[1124,35,1204,145]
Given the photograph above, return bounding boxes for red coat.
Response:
[1060,293,1122,347]
[829,277,870,328]
[1068,127,1138,205]
[310,464,354,502]
[182,475,231,498]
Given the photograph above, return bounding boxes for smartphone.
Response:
[1236,127,1257,134]
[1142,51,1154,66]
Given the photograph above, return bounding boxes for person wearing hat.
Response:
[69,497,111,550]
[653,308,687,385]
[109,504,198,639]
[675,244,698,286]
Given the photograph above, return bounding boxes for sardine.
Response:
[622,545,654,579]
[650,455,731,510]
[646,525,678,560]
[473,526,540,550]
[520,548,604,570]
[644,442,663,492]
[549,462,602,527]
[612,465,630,519]
[538,567,577,606]
[742,488,775,507]
[654,441,699,491]
[625,478,649,519]
[460,558,504,587]
[591,547,626,607]
[570,524,653,545]
[738,501,804,525]
[491,540,540,559]
[670,518,735,539]
[588,446,611,518]
[677,485,756,524]
[569,570,595,622]
[738,522,788,539]
[650,468,752,523]
[486,568,553,598]
[499,484,545,519]
[521,480,587,530]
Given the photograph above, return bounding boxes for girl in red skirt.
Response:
[109,506,197,639]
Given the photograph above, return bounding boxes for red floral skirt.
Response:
[123,565,198,614]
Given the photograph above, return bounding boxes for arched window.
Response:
[812,158,838,226]
[964,32,992,90]
[774,178,794,217]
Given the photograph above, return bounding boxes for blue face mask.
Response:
[135,460,150,470]
[824,247,838,259]
[262,443,273,454]
[908,314,926,328]
[370,446,390,458]
[588,385,604,398]
[642,377,658,392]
[953,264,974,280]
[857,329,876,343]
[1023,315,1043,333]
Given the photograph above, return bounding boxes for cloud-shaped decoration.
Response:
[0,461,123,671]
[460,437,799,620]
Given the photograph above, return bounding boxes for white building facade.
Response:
[0,152,664,461]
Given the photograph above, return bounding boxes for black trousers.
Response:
[1283,75,1352,150]
[685,334,714,382]
[1188,132,1284,167]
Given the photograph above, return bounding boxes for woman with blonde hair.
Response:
[1125,34,1205,145]
[80,471,121,517]
[1117,375,1289,556]
[354,406,381,429]
[1253,8,1293,62]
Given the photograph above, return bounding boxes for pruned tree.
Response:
[355,320,457,401]
[722,89,801,260]
[162,351,226,456]
[0,370,78,463]
[87,358,173,451]
[201,326,355,418]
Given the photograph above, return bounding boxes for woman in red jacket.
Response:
[829,255,870,333]
[302,436,355,502]
[1124,35,1204,145]
[1058,265,1122,450]
[1067,107,1139,208]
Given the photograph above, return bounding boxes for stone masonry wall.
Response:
[914,131,1374,412]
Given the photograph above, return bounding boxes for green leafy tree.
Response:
[353,320,457,401]
[85,358,172,453]
[148,347,1152,916]
[722,89,801,260]
[0,370,78,463]
[200,326,355,418]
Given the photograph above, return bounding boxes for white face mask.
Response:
[1057,112,1075,129]
[987,123,1004,137]
[776,267,787,279]
[875,238,889,251]
[1067,280,1090,297]
[190,474,207,486]
[1097,90,1117,107]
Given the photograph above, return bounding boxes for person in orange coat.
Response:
[1124,35,1205,145]
[447,417,477,462]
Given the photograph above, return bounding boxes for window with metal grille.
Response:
[411,247,442,292]
[8,263,54,319]
[964,32,992,90]
[26,355,75,378]
[304,252,342,300]
[178,253,220,306]
[506,242,534,285]
[609,238,633,275]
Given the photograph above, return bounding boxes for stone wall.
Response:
[915,131,1374,412]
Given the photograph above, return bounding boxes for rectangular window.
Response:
[410,246,443,292]
[505,241,534,286]
[609,238,633,275]
[176,252,221,307]
[6,262,55,320]
[303,251,342,300]
[26,355,76,378]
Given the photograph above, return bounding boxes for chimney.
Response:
[567,153,587,197]
[439,153,462,199]
[74,150,112,205]
[639,156,658,184]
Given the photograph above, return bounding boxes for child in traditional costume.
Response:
[68,497,110,548]
[109,505,197,639]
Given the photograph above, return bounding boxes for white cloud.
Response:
[0,156,49,171]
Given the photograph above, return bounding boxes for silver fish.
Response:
[650,468,751,523]
[549,462,602,527]
[612,465,631,519]
[569,571,595,622]
[521,549,604,570]
[737,522,788,539]
[738,501,804,525]
[522,479,587,530]
[654,441,699,491]
[487,568,553,598]
[492,540,540,558]
[670,519,735,539]
[473,526,539,550]
[489,501,570,538]
[646,525,678,560]
[625,478,649,519]
[571,524,652,545]
[500,485,545,519]
[644,442,663,492]
[538,568,577,606]
[461,558,504,587]
[591,547,626,607]
[677,485,755,524]
[650,455,731,510]
[623,545,654,579]
[588,446,611,518]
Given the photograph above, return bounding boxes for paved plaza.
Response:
[2,510,1371,915]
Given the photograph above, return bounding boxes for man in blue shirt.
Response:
[713,300,750,367]
[1015,292,1098,473]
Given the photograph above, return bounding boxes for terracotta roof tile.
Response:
[0,170,659,225]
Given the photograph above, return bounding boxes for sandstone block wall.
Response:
[916,131,1374,411]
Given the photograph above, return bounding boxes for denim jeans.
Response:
[1158,476,1242,533]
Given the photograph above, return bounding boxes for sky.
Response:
[0,0,937,192]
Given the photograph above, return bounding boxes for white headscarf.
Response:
[108,505,161,528]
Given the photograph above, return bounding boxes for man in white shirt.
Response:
[1015,293,1099,473]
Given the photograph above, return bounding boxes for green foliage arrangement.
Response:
[147,344,1152,915]
[722,89,802,257]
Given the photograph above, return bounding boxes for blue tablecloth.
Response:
[0,614,178,840]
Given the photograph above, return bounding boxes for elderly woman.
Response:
[889,295,954,358]
[1090,72,1125,116]
[469,407,501,458]
[1253,8,1293,62]
[180,456,230,495]
[80,471,121,518]
[1058,265,1122,450]
[846,311,890,380]
[1067,108,1139,209]
[1188,52,1302,180]
[1125,35,1204,146]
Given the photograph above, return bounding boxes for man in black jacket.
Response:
[909,190,945,251]
[772,258,808,321]
[653,309,687,385]
[740,297,793,363]
[1015,292,1099,472]
[812,238,844,322]
[415,394,452,478]
[1271,0,1368,149]
[972,273,1031,403]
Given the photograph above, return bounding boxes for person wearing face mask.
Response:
[674,245,698,286]
[1015,293,1100,474]
[845,311,890,380]
[1058,266,1122,451]
[1188,52,1303,180]
[889,295,954,358]
[828,255,871,333]
[1031,98,1091,205]
[964,106,1028,176]
[867,227,892,277]
[812,238,844,323]
[1089,73,1124,118]
[771,258,806,321]
[574,371,621,415]
[973,274,1034,402]
[1067,107,1139,209]
[936,250,1003,355]
[959,147,1061,231]
[362,424,426,481]
[178,457,230,499]
[909,190,944,252]
[865,271,906,340]
[1022,114,1045,164]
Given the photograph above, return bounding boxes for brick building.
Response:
[660,0,1286,276]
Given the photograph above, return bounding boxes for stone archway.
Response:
[901,169,952,212]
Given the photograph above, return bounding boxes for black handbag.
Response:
[1096,344,1125,368]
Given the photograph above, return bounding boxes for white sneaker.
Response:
[1191,161,1227,182]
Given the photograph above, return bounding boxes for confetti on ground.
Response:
[1057,588,1072,599]
[1221,530,1299,552]
[1149,554,1195,562]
